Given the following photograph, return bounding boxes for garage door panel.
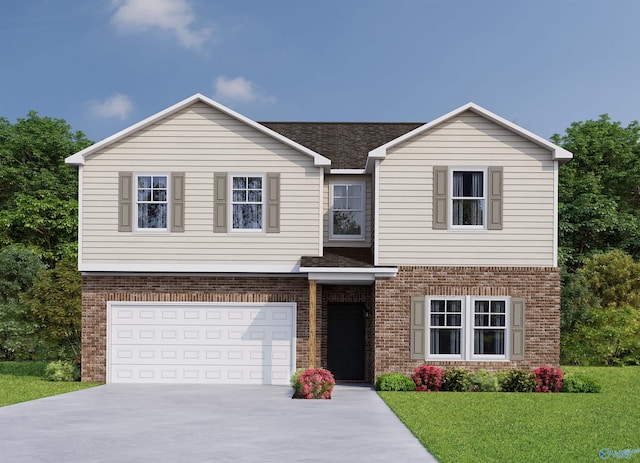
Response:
[108,303,295,385]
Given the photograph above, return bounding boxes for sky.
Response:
[1,0,640,143]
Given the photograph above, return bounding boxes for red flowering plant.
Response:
[534,366,563,393]
[411,365,443,392]
[291,368,335,399]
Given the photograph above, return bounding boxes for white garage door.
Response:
[107,302,296,385]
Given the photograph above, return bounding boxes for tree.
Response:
[22,257,82,359]
[0,245,46,360]
[561,250,640,365]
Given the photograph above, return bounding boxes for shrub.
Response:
[291,368,335,399]
[499,369,536,392]
[375,373,415,392]
[469,370,501,392]
[44,360,78,382]
[534,366,563,392]
[411,365,443,392]
[442,368,472,392]
[561,373,601,393]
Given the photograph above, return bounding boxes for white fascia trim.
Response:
[329,169,366,175]
[77,165,83,268]
[65,93,331,168]
[318,169,324,256]
[367,102,574,162]
[301,267,398,279]
[79,263,301,273]
[553,160,559,267]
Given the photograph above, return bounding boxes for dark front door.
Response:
[327,303,365,381]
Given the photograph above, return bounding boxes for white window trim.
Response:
[329,181,366,240]
[229,173,265,233]
[426,295,510,361]
[134,172,170,233]
[448,167,487,231]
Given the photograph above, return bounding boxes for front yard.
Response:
[379,366,640,462]
[0,361,99,407]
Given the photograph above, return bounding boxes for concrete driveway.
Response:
[0,384,438,462]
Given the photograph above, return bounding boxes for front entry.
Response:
[327,303,365,381]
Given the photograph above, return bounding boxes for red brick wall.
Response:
[373,266,560,380]
[81,275,311,382]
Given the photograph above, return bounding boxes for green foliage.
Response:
[375,373,416,392]
[380,366,639,462]
[44,360,79,382]
[561,373,601,393]
[441,368,472,392]
[0,360,48,377]
[21,257,82,359]
[469,370,501,392]
[561,250,640,365]
[0,246,46,360]
[498,369,536,392]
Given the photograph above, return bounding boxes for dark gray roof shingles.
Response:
[260,122,424,170]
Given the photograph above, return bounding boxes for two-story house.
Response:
[66,94,572,385]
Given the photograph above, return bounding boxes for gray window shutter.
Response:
[410,297,426,360]
[214,173,227,233]
[510,297,525,361]
[118,172,132,232]
[433,166,448,230]
[266,173,280,233]
[171,173,185,233]
[488,167,503,230]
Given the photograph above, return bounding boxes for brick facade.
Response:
[373,266,560,379]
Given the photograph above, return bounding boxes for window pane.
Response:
[233,177,246,189]
[138,189,151,202]
[138,176,151,188]
[153,176,167,188]
[233,190,246,202]
[233,204,262,229]
[333,211,362,235]
[475,314,490,326]
[334,198,348,209]
[475,301,490,313]
[453,199,484,225]
[248,190,262,203]
[334,185,347,197]
[138,204,167,229]
[346,197,362,210]
[431,314,445,326]
[474,329,505,355]
[153,190,167,202]
[491,314,506,327]
[431,300,446,312]
[453,171,483,197]
[446,314,461,326]
[248,177,262,189]
[431,328,461,355]
[491,301,506,313]
[349,184,362,198]
[447,300,462,312]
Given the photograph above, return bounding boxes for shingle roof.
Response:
[301,247,374,268]
[260,122,424,170]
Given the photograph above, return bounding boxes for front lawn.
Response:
[0,361,99,407]
[379,366,640,462]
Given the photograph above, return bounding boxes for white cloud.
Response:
[111,0,211,50]
[90,93,134,120]
[213,76,275,104]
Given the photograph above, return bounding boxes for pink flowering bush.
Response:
[411,365,443,392]
[534,366,563,393]
[291,368,335,399]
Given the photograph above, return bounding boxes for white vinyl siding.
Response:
[323,174,372,247]
[377,111,556,266]
[80,102,322,268]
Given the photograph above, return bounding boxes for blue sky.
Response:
[1,0,639,143]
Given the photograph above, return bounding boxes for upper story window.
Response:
[136,174,168,230]
[232,175,264,231]
[330,182,365,240]
[451,170,485,228]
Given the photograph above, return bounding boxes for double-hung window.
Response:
[330,182,365,239]
[232,175,264,231]
[426,296,508,360]
[451,169,485,228]
[136,174,168,230]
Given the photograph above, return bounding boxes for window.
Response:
[232,175,263,230]
[451,170,485,227]
[330,182,365,239]
[426,296,508,360]
[136,174,168,230]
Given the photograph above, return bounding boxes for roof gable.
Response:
[368,102,573,165]
[65,94,331,167]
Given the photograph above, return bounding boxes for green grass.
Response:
[379,367,640,463]
[0,361,100,407]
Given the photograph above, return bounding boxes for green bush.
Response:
[375,373,416,392]
[0,360,48,377]
[44,360,78,382]
[442,368,472,392]
[499,369,536,392]
[561,373,601,393]
[469,370,501,392]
